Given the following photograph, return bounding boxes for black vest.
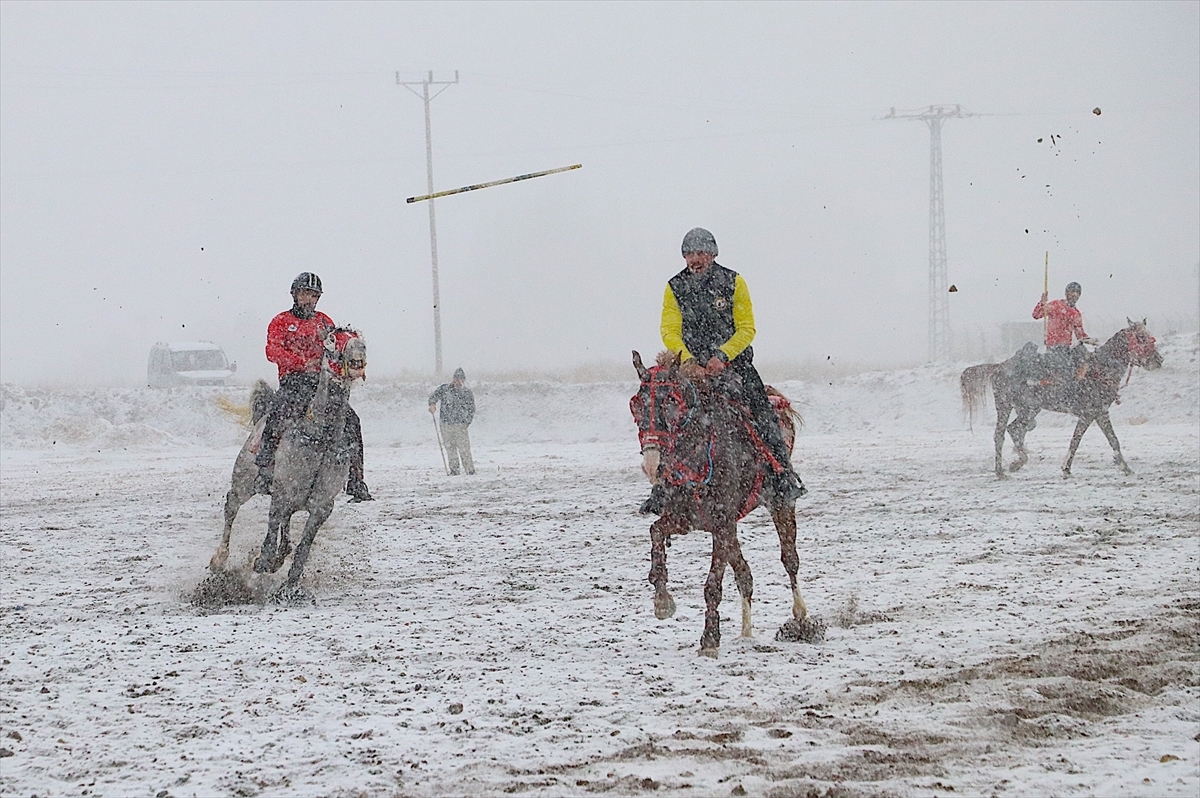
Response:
[668,263,751,363]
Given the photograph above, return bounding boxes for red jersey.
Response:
[266,309,335,380]
[1032,298,1087,347]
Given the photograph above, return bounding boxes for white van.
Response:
[148,342,237,387]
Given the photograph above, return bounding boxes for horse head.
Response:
[631,350,694,452]
[1123,318,1163,370]
[324,327,368,383]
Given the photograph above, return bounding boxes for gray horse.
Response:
[209,330,366,599]
[961,320,1162,479]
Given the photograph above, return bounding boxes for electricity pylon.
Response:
[884,105,975,364]
[398,70,459,377]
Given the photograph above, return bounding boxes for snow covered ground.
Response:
[2,333,1197,797]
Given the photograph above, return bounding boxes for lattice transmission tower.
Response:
[884,105,975,364]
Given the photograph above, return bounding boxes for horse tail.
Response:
[250,379,275,425]
[960,364,999,429]
[765,385,804,454]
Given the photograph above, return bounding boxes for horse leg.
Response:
[284,501,334,589]
[1096,413,1133,475]
[1008,408,1036,472]
[212,443,259,571]
[254,503,292,574]
[700,530,731,657]
[1062,416,1093,478]
[993,403,1012,478]
[725,530,754,639]
[210,484,250,571]
[770,503,806,621]
[649,516,683,619]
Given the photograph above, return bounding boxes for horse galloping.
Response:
[961,319,1162,479]
[209,328,366,600]
[631,351,823,658]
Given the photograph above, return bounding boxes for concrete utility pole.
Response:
[398,70,459,377]
[884,105,975,364]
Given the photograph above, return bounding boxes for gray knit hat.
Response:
[453,367,466,379]
[681,228,718,256]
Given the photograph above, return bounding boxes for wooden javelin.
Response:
[406,164,582,203]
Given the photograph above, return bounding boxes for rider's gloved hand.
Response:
[705,355,728,376]
[680,358,707,380]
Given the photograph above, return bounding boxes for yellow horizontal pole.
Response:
[406,164,582,204]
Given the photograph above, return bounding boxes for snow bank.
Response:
[2,332,1195,451]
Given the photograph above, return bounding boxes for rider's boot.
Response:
[346,479,374,503]
[639,483,668,515]
[346,456,374,502]
[772,468,807,503]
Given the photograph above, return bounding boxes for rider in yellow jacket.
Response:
[641,227,807,514]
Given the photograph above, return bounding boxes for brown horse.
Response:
[631,351,823,658]
[961,319,1163,479]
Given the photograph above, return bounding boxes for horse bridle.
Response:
[1124,326,1157,367]
[322,327,367,381]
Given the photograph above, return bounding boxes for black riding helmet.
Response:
[291,272,323,296]
[1065,281,1082,295]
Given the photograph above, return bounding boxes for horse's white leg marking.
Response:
[741,596,752,638]
[793,587,808,621]
[653,591,676,620]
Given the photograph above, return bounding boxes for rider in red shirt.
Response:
[1032,281,1096,375]
[254,273,372,501]
[1033,281,1090,347]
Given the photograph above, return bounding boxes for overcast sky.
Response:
[2,1,1197,384]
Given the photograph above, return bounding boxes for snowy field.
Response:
[1,334,1197,798]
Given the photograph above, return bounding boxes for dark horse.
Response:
[631,351,823,658]
[209,329,366,601]
[961,319,1162,479]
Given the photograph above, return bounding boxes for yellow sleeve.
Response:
[719,274,756,361]
[660,284,694,362]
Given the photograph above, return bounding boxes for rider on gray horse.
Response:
[254,272,373,502]
[640,227,807,515]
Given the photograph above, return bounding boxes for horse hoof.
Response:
[775,616,827,643]
[653,595,676,620]
[1008,461,1025,473]
[1061,469,1071,480]
[698,647,719,659]
[271,583,313,606]
[253,554,283,574]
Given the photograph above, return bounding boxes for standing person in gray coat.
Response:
[428,368,476,475]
